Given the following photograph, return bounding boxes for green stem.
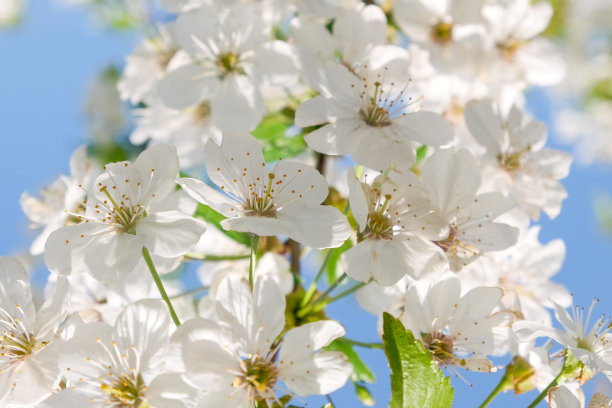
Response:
[325,279,369,305]
[185,253,250,261]
[526,369,564,408]
[249,234,259,292]
[169,286,209,300]
[311,273,348,307]
[342,338,384,350]
[301,249,334,308]
[478,375,509,408]
[142,246,181,327]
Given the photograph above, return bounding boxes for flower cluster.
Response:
[4,0,611,407]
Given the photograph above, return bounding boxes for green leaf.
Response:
[325,339,375,384]
[382,313,454,408]
[252,111,307,161]
[194,203,251,247]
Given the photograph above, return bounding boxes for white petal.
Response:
[279,321,350,396]
[114,300,171,370]
[464,99,504,155]
[273,160,329,207]
[133,144,181,203]
[346,168,368,230]
[147,373,199,408]
[252,40,299,87]
[392,111,454,146]
[277,204,350,248]
[210,75,266,132]
[295,96,328,128]
[137,210,205,258]
[158,63,211,109]
[178,177,238,218]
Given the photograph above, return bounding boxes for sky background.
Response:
[1,2,612,407]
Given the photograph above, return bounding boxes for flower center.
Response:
[216,52,244,78]
[423,332,456,366]
[431,21,453,44]
[360,194,394,241]
[233,354,279,401]
[193,100,212,125]
[498,146,530,174]
[497,39,521,60]
[99,186,147,234]
[244,173,278,218]
[0,308,43,368]
[101,373,148,408]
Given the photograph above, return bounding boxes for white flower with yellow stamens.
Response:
[465,99,572,221]
[41,300,196,408]
[401,275,514,373]
[44,144,206,283]
[21,145,95,256]
[342,168,447,285]
[157,3,299,132]
[0,257,69,406]
[178,132,350,249]
[172,276,352,407]
[295,61,453,171]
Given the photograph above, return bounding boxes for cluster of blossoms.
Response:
[4,0,611,407]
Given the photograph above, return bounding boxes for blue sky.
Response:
[1,2,612,407]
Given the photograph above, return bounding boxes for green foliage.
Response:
[284,288,328,332]
[325,339,376,384]
[252,110,307,162]
[382,313,454,408]
[539,0,568,39]
[588,77,612,103]
[326,239,353,284]
[193,203,252,247]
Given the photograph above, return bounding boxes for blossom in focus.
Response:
[45,144,206,282]
[0,257,69,406]
[41,300,197,408]
[342,168,447,285]
[172,277,352,406]
[514,299,612,377]
[400,275,514,372]
[178,132,350,248]
[295,61,453,171]
[421,148,519,270]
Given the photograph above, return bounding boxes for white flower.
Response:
[178,132,350,248]
[401,275,514,372]
[290,3,388,87]
[44,144,206,283]
[514,299,612,377]
[130,98,222,170]
[158,3,299,131]
[0,0,22,26]
[421,148,519,270]
[482,0,565,86]
[0,257,69,406]
[118,26,179,105]
[465,99,572,220]
[341,168,447,285]
[41,300,196,408]
[295,61,453,171]
[21,145,95,255]
[172,277,352,406]
[460,226,571,326]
